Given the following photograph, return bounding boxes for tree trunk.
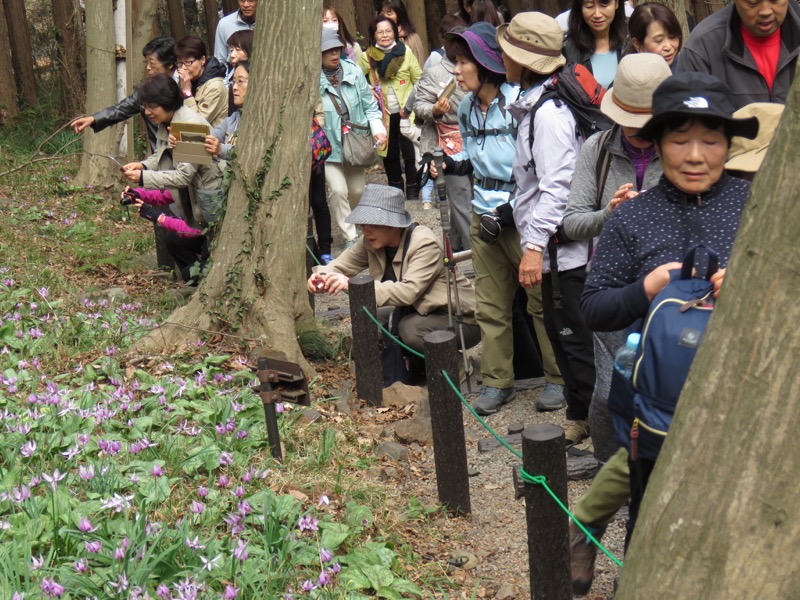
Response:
[353,0,375,45]
[131,0,319,366]
[504,0,525,18]
[131,0,159,86]
[74,0,120,187]
[692,0,723,25]
[536,0,562,18]
[51,0,85,119]
[329,0,357,42]
[3,0,37,107]
[406,0,429,58]
[183,0,201,34]
[617,76,800,598]
[221,0,239,15]
[0,0,18,120]
[663,0,691,45]
[203,0,219,53]
[424,0,447,51]
[166,0,186,42]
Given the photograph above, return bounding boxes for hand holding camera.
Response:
[120,187,140,206]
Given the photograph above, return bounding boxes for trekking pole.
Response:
[433,147,472,393]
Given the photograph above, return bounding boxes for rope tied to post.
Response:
[357,305,624,567]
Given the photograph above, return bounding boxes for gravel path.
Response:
[313,170,625,599]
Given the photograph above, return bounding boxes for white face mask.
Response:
[322,22,339,31]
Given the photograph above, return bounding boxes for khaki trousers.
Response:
[325,162,365,243]
[470,213,561,388]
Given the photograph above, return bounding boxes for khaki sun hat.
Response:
[725,102,784,173]
[600,54,673,129]
[496,12,566,75]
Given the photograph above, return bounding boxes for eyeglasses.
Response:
[143,60,160,68]
[141,103,159,112]
[232,78,249,87]
[375,30,394,36]
[177,58,198,68]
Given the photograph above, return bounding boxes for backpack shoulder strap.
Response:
[525,87,560,172]
[594,128,614,210]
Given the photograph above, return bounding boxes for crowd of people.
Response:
[73,0,791,592]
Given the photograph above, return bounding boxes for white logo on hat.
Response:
[684,97,709,109]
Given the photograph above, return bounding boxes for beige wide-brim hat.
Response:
[600,53,673,129]
[725,102,784,173]
[496,12,566,76]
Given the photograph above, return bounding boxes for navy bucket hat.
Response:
[446,21,505,75]
[638,72,759,141]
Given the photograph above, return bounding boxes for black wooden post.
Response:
[348,274,382,406]
[522,424,571,600]
[424,330,471,516]
[257,357,283,461]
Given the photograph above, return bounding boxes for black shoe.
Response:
[405,182,420,200]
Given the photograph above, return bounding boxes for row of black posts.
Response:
[347,273,573,600]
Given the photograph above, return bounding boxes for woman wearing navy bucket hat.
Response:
[429,21,563,416]
[581,71,758,544]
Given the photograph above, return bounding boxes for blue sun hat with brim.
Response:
[445,21,505,75]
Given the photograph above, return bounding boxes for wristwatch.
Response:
[183,90,193,99]
[526,242,544,253]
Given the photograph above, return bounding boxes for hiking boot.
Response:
[422,201,432,210]
[471,386,516,416]
[535,382,566,411]
[564,419,590,448]
[570,520,604,596]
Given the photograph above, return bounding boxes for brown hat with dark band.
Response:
[496,12,565,75]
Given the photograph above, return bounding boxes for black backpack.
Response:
[527,62,614,156]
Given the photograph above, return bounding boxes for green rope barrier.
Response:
[306,243,322,267]
[360,305,425,359]
[356,305,624,568]
[439,368,624,569]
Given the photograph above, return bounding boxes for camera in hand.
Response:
[120,191,136,206]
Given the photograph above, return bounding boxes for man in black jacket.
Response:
[677,0,800,108]
[71,37,177,152]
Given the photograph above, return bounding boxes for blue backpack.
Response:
[613,246,718,461]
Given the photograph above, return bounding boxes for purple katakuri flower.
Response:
[217,474,229,488]
[232,485,245,498]
[151,464,164,477]
[233,539,249,561]
[31,555,45,570]
[185,536,205,550]
[74,559,88,572]
[41,577,65,597]
[156,583,171,600]
[298,514,319,532]
[320,548,333,563]
[78,517,97,532]
[328,562,341,574]
[237,500,252,516]
[197,486,209,498]
[20,440,36,457]
[107,572,129,592]
[300,580,316,592]
[317,570,331,587]
[85,540,102,553]
[10,485,30,503]
[191,501,205,514]
[222,585,239,599]
[42,469,66,492]
[219,451,234,466]
[318,494,330,507]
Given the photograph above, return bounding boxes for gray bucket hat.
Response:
[345,184,413,228]
[321,28,344,52]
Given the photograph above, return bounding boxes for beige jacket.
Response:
[184,77,228,127]
[317,225,476,322]
[141,105,223,229]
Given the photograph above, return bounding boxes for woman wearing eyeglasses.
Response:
[176,35,229,127]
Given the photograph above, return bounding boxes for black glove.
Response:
[138,204,160,223]
[124,187,141,200]
[495,202,515,228]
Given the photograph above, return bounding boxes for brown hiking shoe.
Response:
[564,419,590,448]
[570,520,599,596]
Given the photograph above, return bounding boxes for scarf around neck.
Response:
[323,63,344,87]
[367,41,407,80]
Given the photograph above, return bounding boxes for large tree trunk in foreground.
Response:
[166,0,186,42]
[0,0,18,120]
[3,0,37,108]
[353,0,375,44]
[132,0,319,365]
[424,0,447,54]
[617,74,800,598]
[329,0,357,43]
[203,0,219,53]
[74,0,120,186]
[51,0,85,119]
